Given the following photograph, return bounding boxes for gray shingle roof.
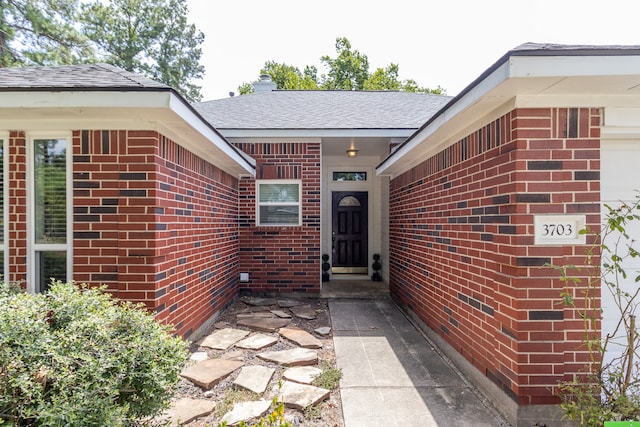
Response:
[0,63,169,90]
[194,90,453,130]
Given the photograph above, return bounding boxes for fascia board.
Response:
[376,53,640,178]
[0,90,170,108]
[219,128,416,138]
[376,60,511,177]
[509,55,640,78]
[167,93,255,175]
[0,90,255,177]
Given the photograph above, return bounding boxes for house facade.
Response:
[2,43,640,426]
[0,64,255,338]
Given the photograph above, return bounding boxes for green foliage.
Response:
[320,37,369,90]
[238,36,445,95]
[213,387,260,419]
[363,63,402,91]
[79,0,205,102]
[0,281,21,294]
[264,61,319,91]
[0,281,189,426]
[216,396,291,427]
[1,0,204,102]
[551,195,640,425]
[312,363,342,390]
[0,0,94,67]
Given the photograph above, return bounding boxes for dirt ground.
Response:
[174,297,345,427]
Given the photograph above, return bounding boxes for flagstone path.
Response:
[161,297,342,427]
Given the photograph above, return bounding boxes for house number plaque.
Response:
[534,215,586,245]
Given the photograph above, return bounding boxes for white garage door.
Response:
[600,139,640,367]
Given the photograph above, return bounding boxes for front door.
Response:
[332,191,368,274]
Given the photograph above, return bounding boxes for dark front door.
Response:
[332,191,368,274]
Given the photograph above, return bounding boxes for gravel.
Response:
[173,298,344,427]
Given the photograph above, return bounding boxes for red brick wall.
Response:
[235,142,321,293]
[72,130,239,338]
[8,131,27,284]
[389,108,601,405]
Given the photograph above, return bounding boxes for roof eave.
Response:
[218,128,420,139]
[376,45,640,178]
[0,88,256,177]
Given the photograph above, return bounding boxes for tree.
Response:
[80,0,205,102]
[0,0,205,102]
[0,0,94,67]
[363,63,402,91]
[239,36,445,95]
[238,60,319,95]
[320,37,370,90]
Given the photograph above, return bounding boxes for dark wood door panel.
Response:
[332,191,368,273]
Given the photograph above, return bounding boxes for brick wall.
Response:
[389,108,601,405]
[72,130,239,338]
[7,131,27,284]
[235,142,321,293]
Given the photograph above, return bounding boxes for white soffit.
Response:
[219,128,416,138]
[377,54,640,178]
[0,90,255,177]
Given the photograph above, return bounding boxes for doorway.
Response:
[331,191,368,274]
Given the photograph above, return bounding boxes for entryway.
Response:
[331,191,368,274]
[320,279,388,299]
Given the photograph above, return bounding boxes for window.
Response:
[29,136,72,293]
[338,196,361,207]
[257,180,301,226]
[333,171,367,181]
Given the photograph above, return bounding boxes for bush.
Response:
[0,281,189,426]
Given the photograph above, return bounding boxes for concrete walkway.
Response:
[329,297,511,427]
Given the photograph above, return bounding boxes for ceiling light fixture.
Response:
[346,148,358,158]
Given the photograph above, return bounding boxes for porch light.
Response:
[346,148,358,158]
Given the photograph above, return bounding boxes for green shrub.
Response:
[0,281,189,426]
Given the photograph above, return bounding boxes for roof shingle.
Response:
[195,90,452,130]
[0,63,169,90]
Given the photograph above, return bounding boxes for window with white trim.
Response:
[256,180,302,226]
[29,136,72,292]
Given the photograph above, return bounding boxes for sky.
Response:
[186,0,639,101]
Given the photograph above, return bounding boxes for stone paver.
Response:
[314,326,331,336]
[270,309,292,318]
[257,347,318,366]
[162,398,216,426]
[237,316,290,332]
[290,306,317,320]
[221,350,244,361]
[237,311,273,318]
[220,400,272,426]
[277,299,301,308]
[235,333,278,350]
[278,380,330,410]
[180,359,244,390]
[190,351,208,362]
[200,328,249,350]
[240,297,277,306]
[233,365,275,394]
[283,366,322,385]
[279,327,322,348]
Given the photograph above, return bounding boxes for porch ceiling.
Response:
[321,136,394,158]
